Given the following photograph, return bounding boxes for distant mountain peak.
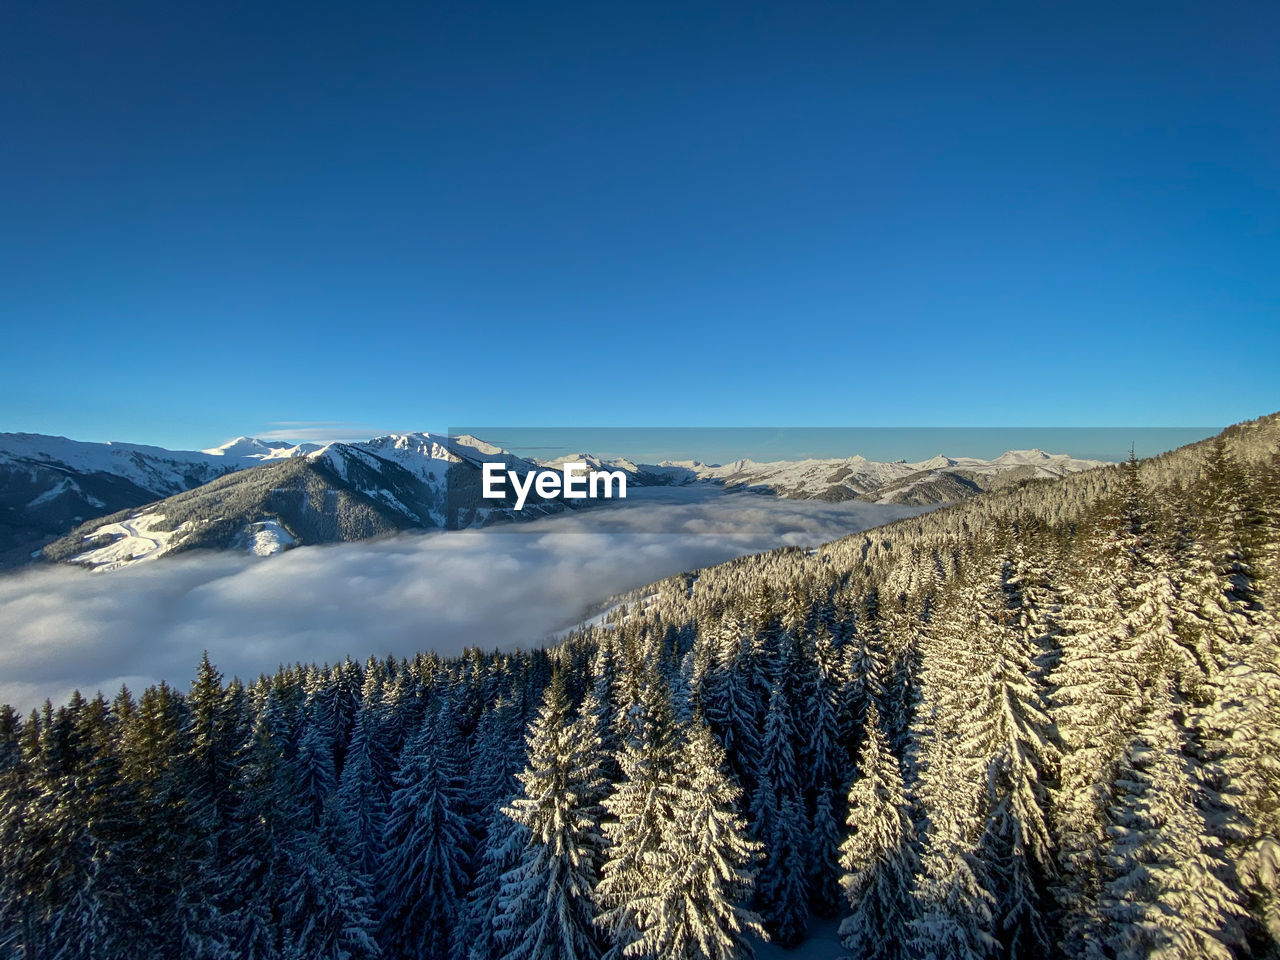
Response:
[203,436,273,456]
[993,448,1054,465]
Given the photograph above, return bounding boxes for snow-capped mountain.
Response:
[2,430,1107,571]
[1,431,549,563]
[32,433,571,569]
[547,447,1105,505]
[0,433,271,566]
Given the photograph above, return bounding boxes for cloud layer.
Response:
[0,492,929,712]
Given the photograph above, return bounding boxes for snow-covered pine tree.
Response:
[800,624,846,915]
[957,553,1058,958]
[116,680,236,959]
[1171,441,1280,947]
[338,693,391,882]
[584,640,622,784]
[750,680,809,946]
[807,784,843,919]
[909,801,997,960]
[1002,518,1064,672]
[807,624,846,790]
[494,671,606,960]
[1252,448,1280,612]
[222,687,298,960]
[700,615,763,788]
[0,704,26,957]
[461,806,529,960]
[33,694,131,960]
[1099,689,1244,960]
[280,804,380,960]
[595,670,683,958]
[381,703,472,960]
[838,702,917,960]
[617,720,765,960]
[909,618,996,960]
[453,693,529,960]
[844,590,889,739]
[296,700,337,830]
[1051,492,1149,954]
[758,793,808,948]
[880,591,927,756]
[1208,625,1280,946]
[186,654,241,839]
[174,656,247,959]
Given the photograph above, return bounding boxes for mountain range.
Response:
[1,431,1107,571]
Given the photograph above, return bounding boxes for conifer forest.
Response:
[3,413,1279,960]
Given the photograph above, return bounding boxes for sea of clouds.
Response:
[0,490,932,712]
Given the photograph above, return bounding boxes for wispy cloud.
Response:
[257,421,402,443]
[0,497,928,712]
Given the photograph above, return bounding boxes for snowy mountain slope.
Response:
[41,457,414,568]
[37,437,569,570]
[0,432,311,489]
[1,431,543,567]
[0,432,254,566]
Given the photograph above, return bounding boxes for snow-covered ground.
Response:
[70,513,192,572]
[242,519,297,557]
[551,592,660,639]
[754,917,844,959]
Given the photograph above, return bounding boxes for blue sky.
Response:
[1,0,1276,451]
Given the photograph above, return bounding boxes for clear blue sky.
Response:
[1,0,1276,450]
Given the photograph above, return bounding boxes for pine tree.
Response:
[280,805,380,960]
[1051,498,1148,953]
[910,844,998,960]
[700,617,762,787]
[494,672,605,960]
[839,703,917,960]
[175,657,241,959]
[965,556,1058,957]
[1099,695,1244,960]
[807,784,843,918]
[617,721,764,960]
[908,715,995,960]
[37,694,134,960]
[845,595,889,739]
[462,805,529,960]
[748,680,809,946]
[381,704,471,960]
[0,704,27,957]
[296,700,338,829]
[757,793,809,948]
[453,692,529,960]
[222,687,297,960]
[595,672,683,958]
[116,680,232,959]
[338,695,391,881]
[1179,441,1280,946]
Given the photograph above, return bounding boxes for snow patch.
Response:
[242,519,297,557]
[71,513,191,572]
[26,477,80,507]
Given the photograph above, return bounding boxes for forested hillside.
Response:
[2,414,1278,960]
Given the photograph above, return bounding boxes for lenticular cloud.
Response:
[0,493,929,711]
